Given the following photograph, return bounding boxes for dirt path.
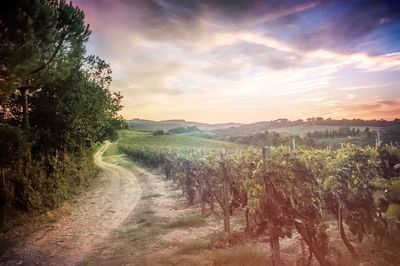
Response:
[3,143,397,266]
[80,154,191,265]
[0,142,142,266]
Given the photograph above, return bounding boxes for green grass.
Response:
[118,130,241,149]
[102,143,120,157]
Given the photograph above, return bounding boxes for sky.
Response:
[72,0,400,123]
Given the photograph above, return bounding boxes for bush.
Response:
[153,130,165,136]
[0,126,29,213]
[0,145,98,224]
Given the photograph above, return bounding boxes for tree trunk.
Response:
[0,167,5,226]
[296,224,331,266]
[19,87,30,131]
[245,208,250,231]
[221,160,231,233]
[19,87,32,171]
[200,184,206,215]
[222,180,231,233]
[1,167,6,194]
[338,204,356,256]
[269,223,283,266]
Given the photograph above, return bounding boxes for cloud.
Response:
[378,99,400,107]
[70,0,400,122]
[338,98,400,119]
[262,0,400,53]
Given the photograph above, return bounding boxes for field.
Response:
[115,130,400,266]
[4,130,399,265]
[117,130,241,149]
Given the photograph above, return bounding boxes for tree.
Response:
[30,56,124,154]
[153,130,165,136]
[0,126,28,197]
[168,127,188,134]
[0,0,90,131]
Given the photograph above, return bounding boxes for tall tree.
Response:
[0,0,90,130]
[30,56,125,154]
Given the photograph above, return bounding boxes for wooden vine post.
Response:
[262,146,283,266]
[220,149,231,233]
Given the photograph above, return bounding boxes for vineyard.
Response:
[118,130,400,266]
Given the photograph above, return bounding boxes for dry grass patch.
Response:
[176,239,210,255]
[208,246,267,266]
[165,214,207,229]
[142,193,163,199]
[124,210,171,244]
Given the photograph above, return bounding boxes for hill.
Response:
[118,130,242,149]
[214,119,400,136]
[127,118,242,132]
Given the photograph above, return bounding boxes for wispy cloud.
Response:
[72,0,400,122]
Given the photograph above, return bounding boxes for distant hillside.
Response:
[214,120,304,136]
[271,125,378,136]
[213,119,400,136]
[127,118,242,132]
[128,118,400,137]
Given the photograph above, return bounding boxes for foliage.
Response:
[226,130,306,147]
[153,130,165,136]
[0,126,29,168]
[167,126,200,134]
[2,146,97,212]
[0,0,90,92]
[119,130,400,265]
[30,56,125,153]
[324,145,388,245]
[382,124,400,146]
[0,0,125,222]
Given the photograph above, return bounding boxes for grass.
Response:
[124,210,171,244]
[118,130,241,149]
[101,142,135,168]
[102,143,120,157]
[142,193,163,199]
[124,211,207,245]
[208,246,267,266]
[165,214,207,229]
[176,239,209,255]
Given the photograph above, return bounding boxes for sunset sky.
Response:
[72,0,400,123]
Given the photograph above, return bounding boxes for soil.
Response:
[1,142,399,266]
[0,142,141,265]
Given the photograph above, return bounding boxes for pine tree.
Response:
[0,0,90,131]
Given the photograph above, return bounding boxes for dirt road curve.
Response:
[0,142,142,266]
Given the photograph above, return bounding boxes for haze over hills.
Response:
[128,117,400,136]
[128,118,242,132]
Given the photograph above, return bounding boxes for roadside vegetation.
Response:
[0,0,125,227]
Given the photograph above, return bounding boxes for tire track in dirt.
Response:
[0,142,142,266]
